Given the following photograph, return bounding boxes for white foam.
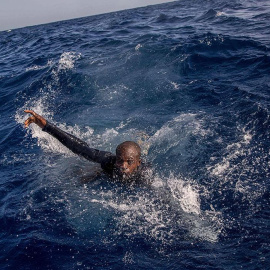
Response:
[123,251,134,264]
[135,43,143,51]
[26,60,54,72]
[199,34,224,46]
[208,126,253,178]
[170,81,180,89]
[66,172,222,245]
[216,11,226,17]
[207,124,267,205]
[167,174,201,215]
[58,52,81,71]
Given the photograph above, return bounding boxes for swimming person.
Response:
[24,110,151,185]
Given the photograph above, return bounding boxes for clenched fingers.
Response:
[24,116,36,128]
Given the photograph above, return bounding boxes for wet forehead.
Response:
[117,146,140,159]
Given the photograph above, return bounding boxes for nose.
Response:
[119,162,128,170]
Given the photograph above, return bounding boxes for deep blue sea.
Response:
[1,0,270,269]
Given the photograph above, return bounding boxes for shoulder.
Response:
[101,154,116,174]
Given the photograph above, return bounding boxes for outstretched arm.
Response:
[24,110,114,165]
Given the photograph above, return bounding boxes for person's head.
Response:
[115,141,141,178]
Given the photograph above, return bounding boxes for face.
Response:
[115,147,141,178]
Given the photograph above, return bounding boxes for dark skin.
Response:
[115,142,141,178]
[24,110,47,129]
[24,110,141,177]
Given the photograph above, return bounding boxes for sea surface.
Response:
[0,0,270,269]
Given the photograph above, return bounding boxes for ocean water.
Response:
[1,0,270,269]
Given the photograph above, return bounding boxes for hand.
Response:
[24,110,47,129]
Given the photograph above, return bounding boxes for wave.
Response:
[196,9,222,21]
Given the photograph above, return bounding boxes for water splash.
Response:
[58,52,82,71]
[65,173,222,247]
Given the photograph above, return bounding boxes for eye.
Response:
[127,160,134,165]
